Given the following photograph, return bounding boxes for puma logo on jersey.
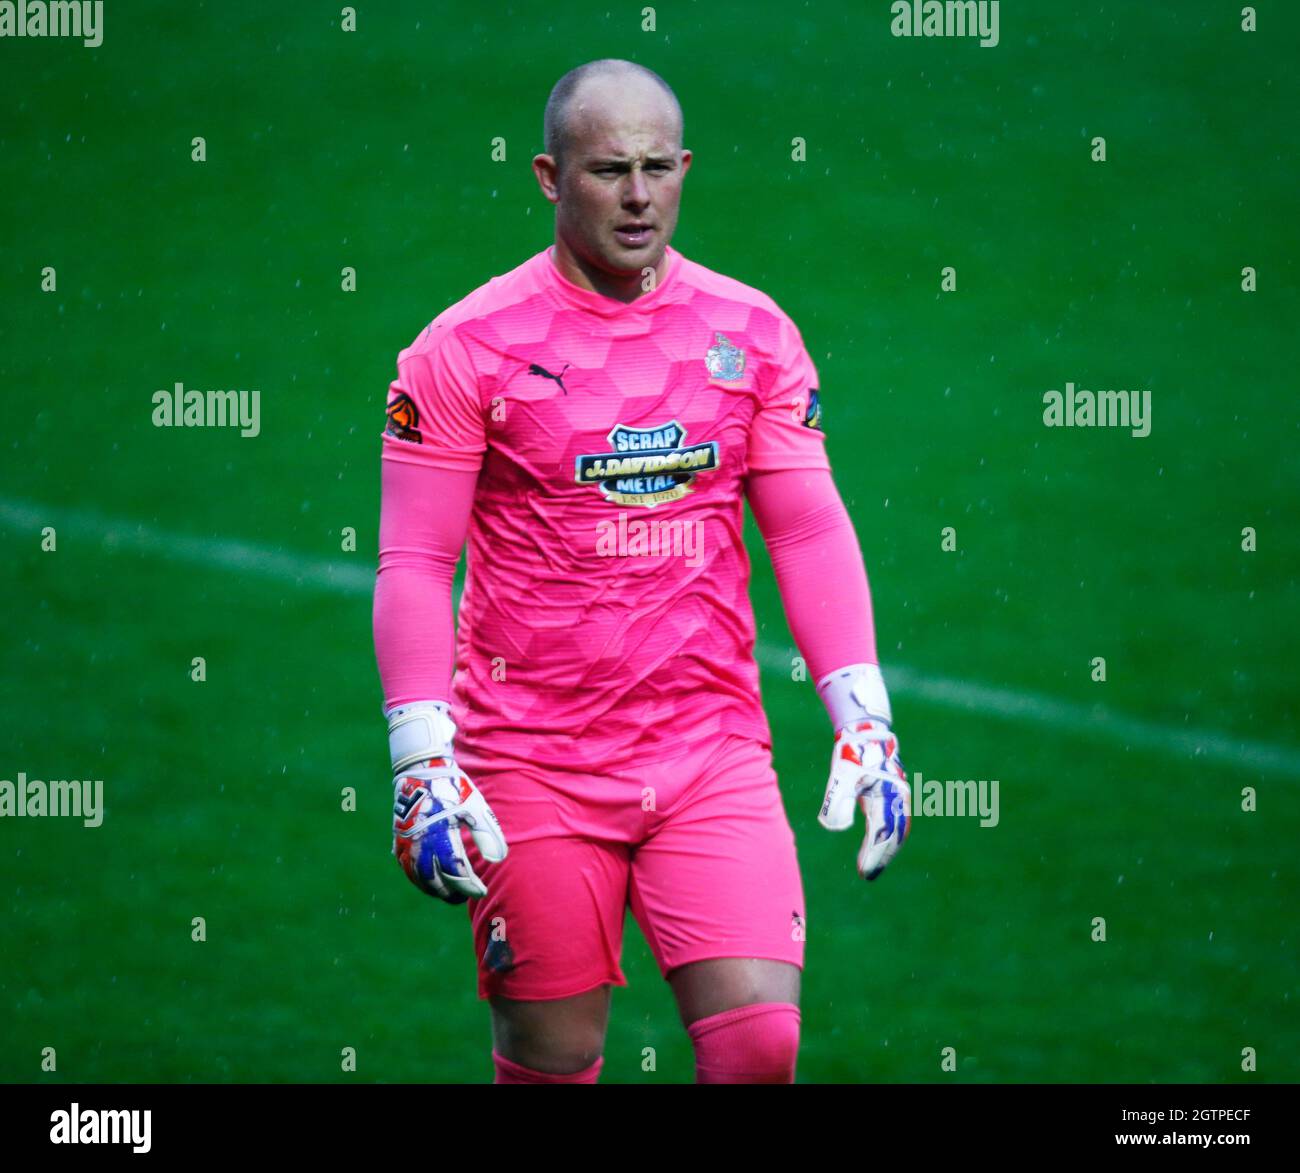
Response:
[527,362,571,394]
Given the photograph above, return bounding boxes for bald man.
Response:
[374,59,911,1084]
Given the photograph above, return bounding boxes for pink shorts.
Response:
[456,734,806,1002]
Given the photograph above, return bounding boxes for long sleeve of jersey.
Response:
[745,467,879,683]
[372,458,478,709]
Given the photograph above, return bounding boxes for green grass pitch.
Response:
[0,0,1296,1082]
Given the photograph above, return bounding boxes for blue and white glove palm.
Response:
[387,702,507,903]
[816,665,912,882]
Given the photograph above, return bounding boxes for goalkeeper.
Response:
[373,58,910,1085]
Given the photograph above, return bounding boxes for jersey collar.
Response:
[542,243,683,316]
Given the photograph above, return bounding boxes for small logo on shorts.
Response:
[484,937,516,974]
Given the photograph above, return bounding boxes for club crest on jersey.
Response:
[704,332,746,381]
[575,420,719,509]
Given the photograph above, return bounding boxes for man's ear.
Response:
[680,149,692,177]
[532,154,561,204]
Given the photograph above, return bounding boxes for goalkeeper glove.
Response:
[386,701,507,903]
[816,664,911,881]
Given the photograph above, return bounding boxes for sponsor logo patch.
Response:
[575,420,720,509]
[803,387,822,430]
[385,391,421,443]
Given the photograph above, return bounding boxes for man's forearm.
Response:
[746,467,880,706]
[373,458,477,709]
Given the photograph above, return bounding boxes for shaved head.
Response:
[544,59,683,169]
[534,59,691,302]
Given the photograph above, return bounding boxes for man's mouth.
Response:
[613,223,654,247]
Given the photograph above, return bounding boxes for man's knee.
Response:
[687,1001,801,1084]
[490,987,609,1078]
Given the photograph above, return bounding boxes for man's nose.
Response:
[622,167,651,207]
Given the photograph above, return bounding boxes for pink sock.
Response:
[687,1002,801,1083]
[492,1050,603,1084]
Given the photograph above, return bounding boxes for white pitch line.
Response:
[0,496,374,594]
[755,645,1300,776]
[3,495,1297,776]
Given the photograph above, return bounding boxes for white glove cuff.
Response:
[816,663,892,729]
[385,700,457,775]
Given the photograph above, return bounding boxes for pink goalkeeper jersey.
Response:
[382,244,828,773]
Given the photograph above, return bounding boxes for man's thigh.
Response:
[464,831,632,1004]
[458,759,646,1072]
[628,735,806,1016]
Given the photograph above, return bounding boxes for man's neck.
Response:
[550,239,670,305]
